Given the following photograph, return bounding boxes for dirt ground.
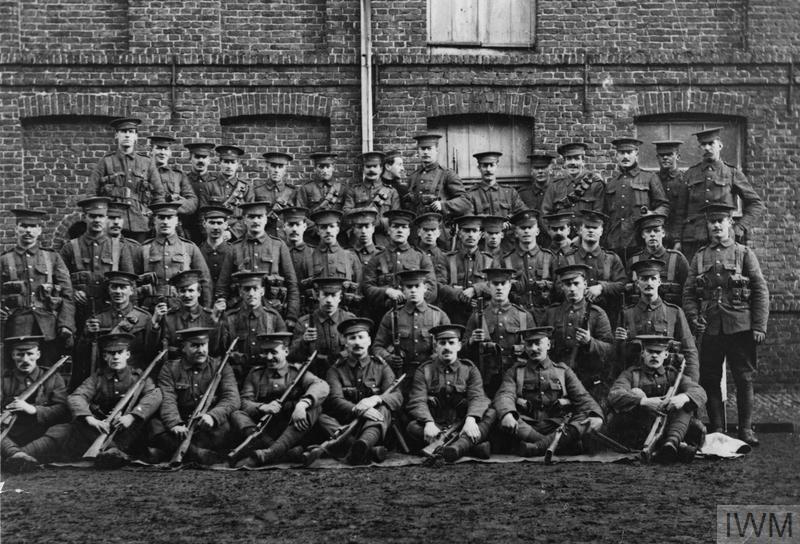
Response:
[2,433,798,544]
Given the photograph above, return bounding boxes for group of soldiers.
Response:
[1,118,769,473]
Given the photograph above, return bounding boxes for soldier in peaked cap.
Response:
[184,141,217,243]
[603,137,669,259]
[345,207,382,266]
[541,142,605,218]
[149,135,198,237]
[254,151,297,237]
[542,211,574,257]
[494,326,603,457]
[680,128,765,261]
[197,204,234,292]
[278,207,315,301]
[652,140,688,249]
[105,200,144,274]
[90,118,163,242]
[342,151,400,246]
[412,212,448,278]
[467,151,527,217]
[197,145,253,241]
[296,152,343,215]
[519,151,558,213]
[480,215,507,262]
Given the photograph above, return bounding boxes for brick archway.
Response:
[425,91,539,118]
[631,90,751,117]
[216,92,332,120]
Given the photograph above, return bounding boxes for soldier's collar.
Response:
[247,232,269,244]
[315,308,337,322]
[347,354,371,368]
[422,162,439,172]
[617,165,640,176]
[660,168,679,178]
[14,243,40,255]
[118,149,136,160]
[531,357,554,370]
[708,238,734,248]
[156,233,181,244]
[702,158,724,167]
[516,244,540,256]
[269,365,289,378]
[318,243,340,253]
[568,298,587,312]
[182,304,203,318]
[13,366,40,380]
[83,231,107,242]
[491,300,513,312]
[637,296,663,311]
[480,181,499,190]
[402,300,428,313]
[437,357,459,371]
[111,301,134,314]
[418,243,436,252]
[578,243,602,257]
[355,242,375,253]
[181,358,209,371]
[645,246,666,257]
[104,366,132,380]
[290,242,307,250]
[389,241,411,251]
[644,364,667,376]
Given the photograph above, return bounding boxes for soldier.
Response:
[1,209,75,361]
[498,210,556,323]
[289,277,356,378]
[197,204,234,293]
[405,324,494,462]
[307,209,362,283]
[494,326,604,457]
[279,207,315,313]
[321,318,403,465]
[412,212,448,279]
[541,142,604,217]
[682,203,769,446]
[342,151,400,247]
[81,271,154,374]
[197,145,253,241]
[558,210,627,324]
[437,215,494,325]
[231,332,330,467]
[150,270,223,359]
[603,137,669,259]
[1,335,69,473]
[149,134,198,235]
[255,152,298,237]
[184,141,218,243]
[404,133,471,221]
[464,268,534,397]
[607,334,707,462]
[480,215,507,262]
[373,269,450,384]
[150,327,240,465]
[519,152,557,213]
[361,209,438,324]
[56,332,162,467]
[219,271,287,382]
[627,212,690,306]
[215,201,300,327]
[681,128,765,261]
[381,150,409,200]
[90,117,163,242]
[467,151,527,217]
[136,202,213,311]
[295,152,343,214]
[543,264,614,408]
[542,211,574,258]
[652,140,688,250]
[346,208,382,267]
[106,201,143,274]
[614,259,699,381]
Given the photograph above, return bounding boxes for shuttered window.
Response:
[428,0,535,47]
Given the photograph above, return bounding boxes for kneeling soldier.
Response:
[405,324,495,462]
[607,334,707,462]
[1,335,70,473]
[321,318,403,465]
[232,332,329,467]
[494,326,603,457]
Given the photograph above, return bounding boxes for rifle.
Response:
[614,291,626,375]
[421,420,462,463]
[82,349,167,459]
[641,357,687,462]
[301,373,406,466]
[89,298,99,376]
[474,297,487,377]
[227,350,317,462]
[568,301,592,368]
[545,410,573,464]
[1,356,70,441]
[170,337,238,466]
[389,301,404,374]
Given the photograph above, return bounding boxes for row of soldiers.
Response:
[1,120,769,472]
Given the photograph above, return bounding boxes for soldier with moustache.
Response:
[106,201,143,274]
[149,134,198,237]
[295,152,344,214]
[541,142,605,217]
[306,209,362,296]
[278,207,316,314]
[542,211,575,258]
[342,151,400,247]
[183,142,218,243]
[466,151,527,217]
[254,152,298,238]
[197,145,253,241]
[651,140,689,250]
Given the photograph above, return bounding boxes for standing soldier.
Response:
[289,277,356,378]
[197,204,234,294]
[279,207,315,313]
[150,327,240,465]
[372,269,450,384]
[481,215,507,262]
[295,152,343,214]
[231,332,330,467]
[681,128,765,261]
[541,142,605,217]
[1,209,75,361]
[543,264,615,408]
[184,141,217,243]
[307,209,362,314]
[254,152,298,237]
[215,201,300,327]
[603,138,669,261]
[321,318,404,465]
[1,335,70,473]
[652,140,688,250]
[345,208,382,267]
[149,134,198,235]
[464,268,534,397]
[136,202,213,311]
[197,145,252,241]
[467,152,527,217]
[499,210,556,323]
[91,117,163,243]
[437,215,494,325]
[627,212,690,306]
[682,203,768,446]
[494,326,604,457]
[343,151,400,247]
[381,150,408,200]
[405,324,494,462]
[520,152,557,213]
[106,201,143,274]
[412,213,448,279]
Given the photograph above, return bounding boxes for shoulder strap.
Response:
[734,245,744,275]
[142,243,151,265]
[696,250,704,275]
[2,252,17,281]
[632,368,640,389]
[423,363,435,389]
[448,254,458,284]
[666,252,677,281]
[43,251,53,284]
[104,155,116,176]
[303,248,314,277]
[554,366,567,397]
[378,251,390,275]
[110,237,121,272]
[503,256,513,269]
[519,312,527,331]
[432,168,446,198]
[565,253,576,266]
[181,241,190,272]
[516,366,525,397]
[603,254,611,280]
[70,239,84,271]
[541,252,552,280]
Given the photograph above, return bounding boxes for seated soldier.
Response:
[319,318,403,465]
[1,335,70,473]
[494,326,604,457]
[405,324,494,462]
[289,277,356,379]
[150,327,240,465]
[231,332,330,467]
[607,334,707,463]
[57,332,162,467]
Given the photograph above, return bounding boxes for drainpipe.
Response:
[360,0,373,152]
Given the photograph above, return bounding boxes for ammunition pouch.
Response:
[377,272,395,287]
[659,282,682,304]
[694,275,708,299]
[729,275,751,305]
[35,284,63,312]
[70,271,94,294]
[138,272,159,287]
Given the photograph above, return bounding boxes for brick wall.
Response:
[1,0,799,388]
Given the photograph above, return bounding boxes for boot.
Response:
[654,438,679,464]
[94,447,131,470]
[186,445,220,466]
[4,452,40,474]
[684,418,707,449]
[283,446,305,464]
[21,434,59,462]
[347,427,380,465]
[370,446,388,463]
[138,447,167,465]
[469,441,491,460]
[736,384,759,447]
[706,394,725,434]
[677,443,697,463]
[442,436,471,463]
[515,438,550,458]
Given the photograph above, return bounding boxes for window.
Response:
[428,114,533,185]
[428,0,535,48]
[635,115,745,171]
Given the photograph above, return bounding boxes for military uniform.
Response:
[499,246,556,323]
[219,305,287,379]
[295,179,344,213]
[541,171,605,217]
[154,306,219,359]
[417,243,449,281]
[351,242,381,267]
[603,166,669,252]
[558,244,627,321]
[60,233,136,305]
[519,182,548,214]
[467,182,527,217]
[342,179,400,231]
[660,167,688,248]
[289,308,356,377]
[186,170,218,243]
[627,246,689,306]
[197,174,254,240]
[404,162,471,218]
[309,244,362,283]
[154,165,199,218]
[437,248,494,324]
[199,239,233,294]
[83,302,154,369]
